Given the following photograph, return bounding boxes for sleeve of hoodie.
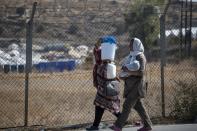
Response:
[126,54,146,72]
[136,54,146,72]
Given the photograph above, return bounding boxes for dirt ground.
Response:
[0,61,196,128]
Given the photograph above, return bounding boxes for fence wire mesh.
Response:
[163,2,197,117]
[0,0,196,129]
[0,6,25,128]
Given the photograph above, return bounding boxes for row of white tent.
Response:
[165,27,197,38]
[0,52,47,65]
[0,43,46,65]
[0,43,90,66]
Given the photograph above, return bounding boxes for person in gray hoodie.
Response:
[111,38,152,131]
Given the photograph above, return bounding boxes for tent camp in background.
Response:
[165,27,197,39]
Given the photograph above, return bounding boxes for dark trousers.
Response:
[93,106,121,127]
[115,95,152,129]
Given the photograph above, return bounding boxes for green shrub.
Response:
[124,0,160,49]
[68,24,79,34]
[171,78,197,122]
[36,24,45,33]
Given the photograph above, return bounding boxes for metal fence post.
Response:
[160,15,166,118]
[159,0,171,118]
[24,2,37,127]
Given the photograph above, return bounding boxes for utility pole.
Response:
[180,0,183,59]
[184,0,188,56]
[180,0,192,58]
[188,0,192,57]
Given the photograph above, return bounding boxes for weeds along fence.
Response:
[0,0,197,129]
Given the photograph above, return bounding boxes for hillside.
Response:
[0,0,129,46]
[0,0,196,37]
[0,0,196,55]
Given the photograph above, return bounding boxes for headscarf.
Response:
[119,38,144,77]
[130,38,144,57]
[93,38,102,87]
[122,38,144,67]
[94,38,102,65]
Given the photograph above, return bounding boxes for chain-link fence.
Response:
[162,1,197,117]
[0,0,196,129]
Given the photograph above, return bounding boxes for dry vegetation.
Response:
[0,0,197,129]
[0,61,196,128]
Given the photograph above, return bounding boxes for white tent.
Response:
[8,43,19,51]
[0,58,7,65]
[9,50,20,57]
[165,27,197,39]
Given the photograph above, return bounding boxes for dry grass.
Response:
[0,61,196,128]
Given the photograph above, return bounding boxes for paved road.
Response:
[83,124,197,131]
[122,124,197,131]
